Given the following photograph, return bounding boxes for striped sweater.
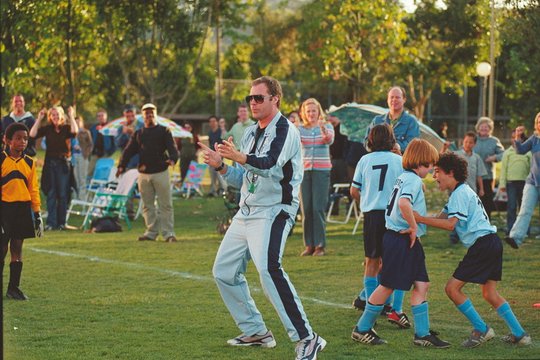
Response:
[299,124,334,171]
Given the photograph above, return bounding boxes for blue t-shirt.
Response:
[385,170,427,237]
[443,183,497,248]
[352,151,403,212]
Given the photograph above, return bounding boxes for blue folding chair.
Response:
[87,158,116,200]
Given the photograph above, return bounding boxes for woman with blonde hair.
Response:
[298,98,334,256]
[473,117,504,219]
[30,105,78,230]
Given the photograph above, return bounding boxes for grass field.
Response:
[3,182,540,359]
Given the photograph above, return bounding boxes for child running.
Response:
[415,152,531,347]
[1,123,42,300]
[352,138,450,348]
[350,124,409,329]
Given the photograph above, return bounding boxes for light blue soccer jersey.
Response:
[352,151,403,212]
[385,170,427,237]
[443,183,497,248]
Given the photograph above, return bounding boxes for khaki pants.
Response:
[138,169,175,239]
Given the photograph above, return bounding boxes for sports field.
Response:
[3,184,540,359]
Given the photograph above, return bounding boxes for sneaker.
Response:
[351,327,387,345]
[352,296,366,311]
[295,333,326,360]
[138,235,155,241]
[461,327,495,348]
[165,236,177,243]
[501,332,532,346]
[387,310,411,329]
[504,237,519,249]
[6,287,28,300]
[227,330,276,348]
[414,331,451,348]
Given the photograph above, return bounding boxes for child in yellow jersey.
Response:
[1,123,41,300]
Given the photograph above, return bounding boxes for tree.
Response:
[401,0,490,120]
[498,0,540,129]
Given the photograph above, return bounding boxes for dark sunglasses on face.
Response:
[245,95,273,104]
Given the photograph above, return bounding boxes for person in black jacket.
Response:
[117,103,179,242]
[1,95,36,156]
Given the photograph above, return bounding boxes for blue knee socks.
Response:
[364,276,378,300]
[457,298,488,333]
[411,302,430,337]
[497,302,525,337]
[356,303,383,332]
[392,290,405,313]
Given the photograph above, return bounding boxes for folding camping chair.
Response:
[67,169,139,230]
[171,161,208,198]
[86,157,116,201]
[326,183,362,234]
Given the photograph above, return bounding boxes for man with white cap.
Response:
[117,103,179,242]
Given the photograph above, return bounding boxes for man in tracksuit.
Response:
[199,76,326,360]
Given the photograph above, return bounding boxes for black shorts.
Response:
[0,201,35,240]
[363,210,385,258]
[453,233,502,284]
[379,230,429,290]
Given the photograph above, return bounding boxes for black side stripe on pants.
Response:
[267,210,309,340]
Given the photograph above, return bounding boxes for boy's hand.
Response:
[400,227,418,248]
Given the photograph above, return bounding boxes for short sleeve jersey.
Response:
[443,183,497,248]
[352,151,403,212]
[385,170,427,237]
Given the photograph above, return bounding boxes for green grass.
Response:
[3,184,540,359]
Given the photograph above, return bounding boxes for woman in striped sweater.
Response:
[298,98,334,256]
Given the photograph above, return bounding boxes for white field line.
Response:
[28,246,351,309]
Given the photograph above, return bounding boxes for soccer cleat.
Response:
[504,236,519,249]
[295,333,326,359]
[387,310,411,329]
[352,296,366,311]
[414,331,451,348]
[227,330,276,348]
[461,327,495,348]
[501,332,532,346]
[351,327,387,345]
[6,287,28,300]
[380,304,393,316]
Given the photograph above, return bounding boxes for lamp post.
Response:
[476,62,491,118]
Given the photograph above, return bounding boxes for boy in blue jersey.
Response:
[352,139,450,348]
[415,152,531,347]
[350,124,410,329]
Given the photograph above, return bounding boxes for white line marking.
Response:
[28,246,351,309]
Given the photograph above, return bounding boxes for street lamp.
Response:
[476,62,491,118]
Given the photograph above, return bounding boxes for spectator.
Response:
[298,98,334,256]
[72,116,93,200]
[207,115,227,196]
[365,86,420,152]
[328,113,349,187]
[117,103,179,242]
[345,140,368,182]
[218,117,228,135]
[437,121,449,140]
[88,109,115,177]
[473,117,504,220]
[115,104,141,170]
[505,112,540,249]
[288,111,301,128]
[499,126,531,235]
[1,94,37,156]
[224,104,255,148]
[30,106,78,230]
[177,122,200,184]
[199,76,326,359]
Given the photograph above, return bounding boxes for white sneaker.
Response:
[295,333,326,360]
[226,330,276,348]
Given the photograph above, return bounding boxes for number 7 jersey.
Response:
[351,151,403,212]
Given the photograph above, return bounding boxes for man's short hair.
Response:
[367,124,396,152]
[124,104,137,112]
[436,152,468,183]
[251,76,283,107]
[388,86,407,99]
[5,122,29,140]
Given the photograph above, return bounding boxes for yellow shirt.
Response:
[1,151,41,212]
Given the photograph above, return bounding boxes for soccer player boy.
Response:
[414,152,531,347]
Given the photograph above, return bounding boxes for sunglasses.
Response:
[245,95,273,104]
